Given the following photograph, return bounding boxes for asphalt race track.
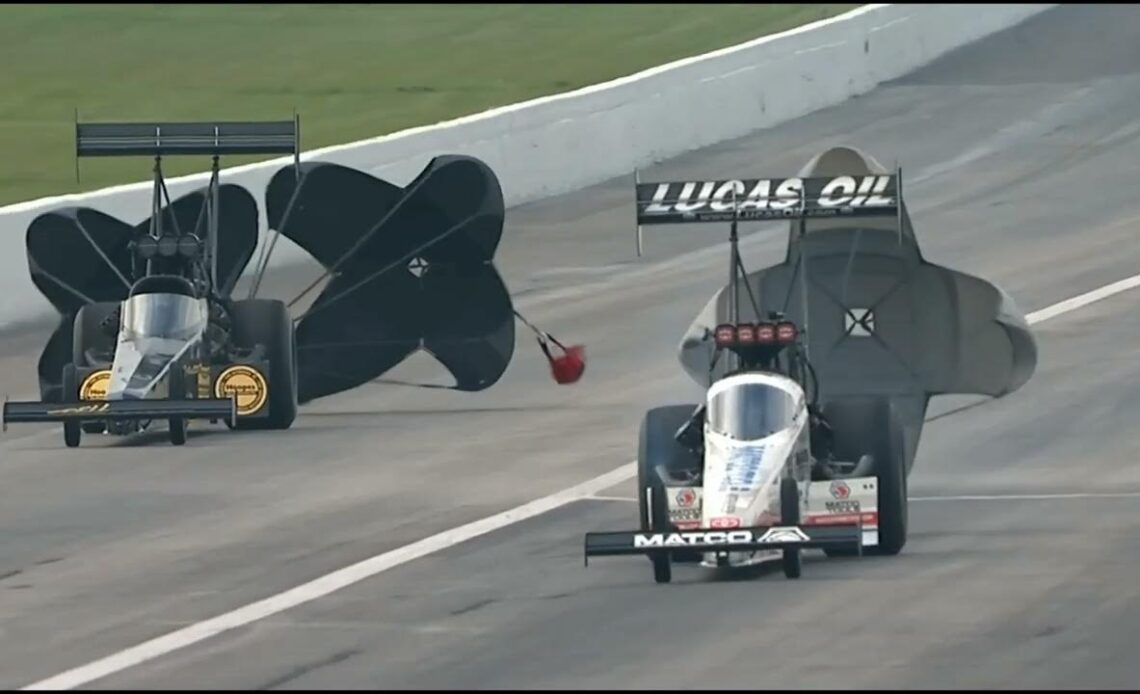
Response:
[4,5,1140,689]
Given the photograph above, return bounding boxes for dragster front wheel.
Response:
[169,418,187,446]
[168,361,188,446]
[61,364,81,449]
[63,422,81,448]
[652,550,672,584]
[780,476,802,579]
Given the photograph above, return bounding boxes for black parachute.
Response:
[264,156,515,403]
[25,118,533,405]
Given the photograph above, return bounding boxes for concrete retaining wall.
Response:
[0,3,1055,327]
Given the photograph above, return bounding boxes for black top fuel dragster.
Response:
[3,117,577,447]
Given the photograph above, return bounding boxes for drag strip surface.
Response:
[4,4,1140,689]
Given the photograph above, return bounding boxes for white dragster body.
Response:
[664,371,880,570]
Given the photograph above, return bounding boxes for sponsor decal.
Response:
[78,370,111,400]
[636,175,896,222]
[669,507,701,524]
[632,526,811,548]
[755,526,812,543]
[48,403,110,416]
[805,511,879,526]
[709,516,742,529]
[721,445,766,493]
[667,487,702,527]
[214,365,268,416]
[829,480,851,499]
[185,364,212,399]
[826,500,861,514]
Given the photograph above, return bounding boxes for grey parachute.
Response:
[678,145,1037,472]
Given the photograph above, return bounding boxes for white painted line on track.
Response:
[1024,274,1140,324]
[21,268,1140,690]
[586,492,1140,503]
[911,492,1140,502]
[22,463,635,691]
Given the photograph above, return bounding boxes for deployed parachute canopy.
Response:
[264,155,518,402]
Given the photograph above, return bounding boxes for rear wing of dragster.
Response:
[74,118,300,158]
[73,116,302,292]
[583,523,864,565]
[630,169,903,339]
[631,169,903,256]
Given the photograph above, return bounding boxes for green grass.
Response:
[0,3,857,206]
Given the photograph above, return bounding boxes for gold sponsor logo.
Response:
[186,364,212,399]
[78,370,111,400]
[48,403,110,416]
[214,365,268,416]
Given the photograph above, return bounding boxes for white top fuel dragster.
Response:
[584,145,1038,584]
[584,317,876,583]
[585,152,901,584]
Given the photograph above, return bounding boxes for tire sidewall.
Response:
[227,299,298,430]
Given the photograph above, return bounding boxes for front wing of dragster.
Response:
[583,524,862,565]
[1,355,279,432]
[2,397,236,430]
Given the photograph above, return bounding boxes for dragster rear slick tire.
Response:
[871,432,908,556]
[854,398,908,557]
[72,301,119,368]
[780,476,802,579]
[70,303,117,441]
[227,299,299,431]
[637,404,699,584]
[61,363,81,448]
[820,397,909,557]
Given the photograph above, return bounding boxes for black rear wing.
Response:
[632,170,901,255]
[70,115,303,291]
[75,117,300,158]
